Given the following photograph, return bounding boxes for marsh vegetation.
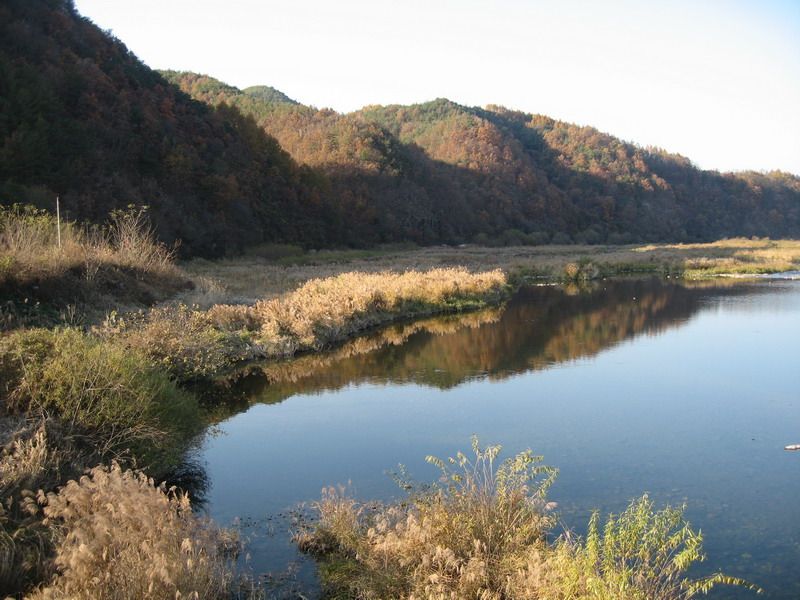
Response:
[181,239,800,304]
[297,439,758,600]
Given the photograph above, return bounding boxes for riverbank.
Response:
[95,268,510,379]
[138,238,800,380]
[0,266,509,597]
[178,238,800,306]
[0,211,512,597]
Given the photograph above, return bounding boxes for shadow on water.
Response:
[161,451,212,508]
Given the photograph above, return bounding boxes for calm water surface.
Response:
[200,276,800,599]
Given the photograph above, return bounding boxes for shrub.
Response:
[298,439,759,600]
[297,437,558,599]
[551,232,573,245]
[0,327,203,469]
[525,231,550,246]
[0,329,206,597]
[562,259,600,281]
[522,495,762,599]
[245,243,304,260]
[98,305,247,379]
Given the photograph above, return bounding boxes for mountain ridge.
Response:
[0,0,797,256]
[162,71,800,245]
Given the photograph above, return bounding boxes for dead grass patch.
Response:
[0,205,190,326]
[101,268,510,378]
[181,239,800,306]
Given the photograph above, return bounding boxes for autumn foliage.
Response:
[1,0,798,259]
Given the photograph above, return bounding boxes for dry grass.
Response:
[0,424,65,502]
[28,462,242,600]
[633,239,800,277]
[100,268,510,378]
[250,268,508,350]
[0,205,179,285]
[0,205,187,327]
[180,239,800,305]
[99,305,245,380]
[297,440,759,600]
[297,438,559,599]
[254,306,503,387]
[0,423,63,594]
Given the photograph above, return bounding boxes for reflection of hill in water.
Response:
[208,277,769,415]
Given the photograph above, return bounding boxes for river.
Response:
[198,275,800,599]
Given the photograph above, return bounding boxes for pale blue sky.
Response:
[73,0,800,175]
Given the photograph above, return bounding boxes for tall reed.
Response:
[28,463,241,600]
[101,268,509,378]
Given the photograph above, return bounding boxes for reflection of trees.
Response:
[199,309,503,419]
[258,307,504,385]
[212,278,768,414]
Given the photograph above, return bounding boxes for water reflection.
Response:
[161,451,211,507]
[218,277,771,407]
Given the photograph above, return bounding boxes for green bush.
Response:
[245,243,305,260]
[544,494,762,599]
[525,231,550,246]
[0,328,203,469]
[551,231,573,245]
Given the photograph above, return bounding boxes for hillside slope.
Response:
[0,0,338,255]
[165,71,800,245]
[1,0,797,253]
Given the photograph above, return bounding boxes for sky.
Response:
[73,0,800,175]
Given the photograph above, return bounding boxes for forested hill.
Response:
[0,0,339,256]
[164,71,800,246]
[1,0,798,255]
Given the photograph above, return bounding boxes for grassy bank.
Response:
[0,209,234,599]
[0,205,189,329]
[0,327,262,599]
[0,209,511,597]
[181,238,800,304]
[0,327,209,595]
[98,268,510,379]
[297,439,760,600]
